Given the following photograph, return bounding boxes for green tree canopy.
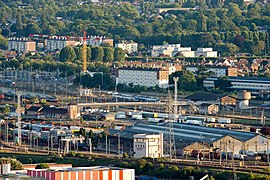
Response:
[170,70,197,91]
[114,47,125,62]
[91,46,104,62]
[103,47,114,63]
[35,163,49,169]
[59,46,76,62]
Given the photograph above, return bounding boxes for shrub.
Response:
[35,163,49,169]
[123,152,129,159]
[76,153,84,158]
[0,157,23,170]
[66,151,76,157]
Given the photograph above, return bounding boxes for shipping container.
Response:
[206,117,216,123]
[217,118,231,124]
[148,118,164,123]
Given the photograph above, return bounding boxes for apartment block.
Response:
[45,36,80,52]
[115,40,138,54]
[8,38,36,53]
[151,44,194,57]
[116,67,169,88]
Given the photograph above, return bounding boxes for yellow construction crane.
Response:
[82,31,87,73]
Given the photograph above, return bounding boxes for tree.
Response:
[261,60,268,69]
[40,11,48,31]
[233,34,245,49]
[214,43,239,55]
[59,46,76,62]
[114,47,125,62]
[214,76,232,91]
[79,128,86,137]
[186,19,197,31]
[170,71,197,91]
[0,35,8,49]
[103,47,114,63]
[0,158,22,170]
[195,65,215,88]
[35,163,49,169]
[197,13,207,32]
[24,23,41,35]
[16,12,24,36]
[3,105,10,114]
[91,46,104,62]
[227,3,242,18]
[261,127,270,136]
[74,46,91,61]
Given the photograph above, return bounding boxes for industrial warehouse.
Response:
[105,123,270,159]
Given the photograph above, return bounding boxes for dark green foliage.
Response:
[0,1,269,55]
[114,47,125,62]
[91,46,104,62]
[170,70,198,91]
[103,47,114,63]
[79,73,114,90]
[35,163,49,169]
[214,76,232,90]
[59,46,76,62]
[0,157,23,170]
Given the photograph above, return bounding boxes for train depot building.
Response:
[104,123,270,158]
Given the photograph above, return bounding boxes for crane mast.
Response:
[82,31,87,73]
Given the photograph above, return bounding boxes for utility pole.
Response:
[48,134,50,154]
[89,139,92,154]
[267,140,270,167]
[118,133,121,158]
[51,135,53,153]
[173,77,179,122]
[261,108,265,125]
[164,89,176,160]
[17,92,22,146]
[109,139,111,154]
[105,135,108,154]
[6,120,8,142]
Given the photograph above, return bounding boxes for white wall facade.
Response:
[195,48,218,57]
[133,133,163,158]
[115,42,138,53]
[116,68,169,88]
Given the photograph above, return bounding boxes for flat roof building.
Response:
[204,77,270,93]
[115,40,138,54]
[116,67,169,88]
[133,133,163,158]
[8,38,36,53]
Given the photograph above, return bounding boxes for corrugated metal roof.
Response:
[119,123,257,144]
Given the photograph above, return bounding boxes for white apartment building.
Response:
[133,133,163,158]
[115,40,138,54]
[116,67,169,88]
[195,48,218,57]
[8,38,36,53]
[45,36,80,52]
[151,44,194,57]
